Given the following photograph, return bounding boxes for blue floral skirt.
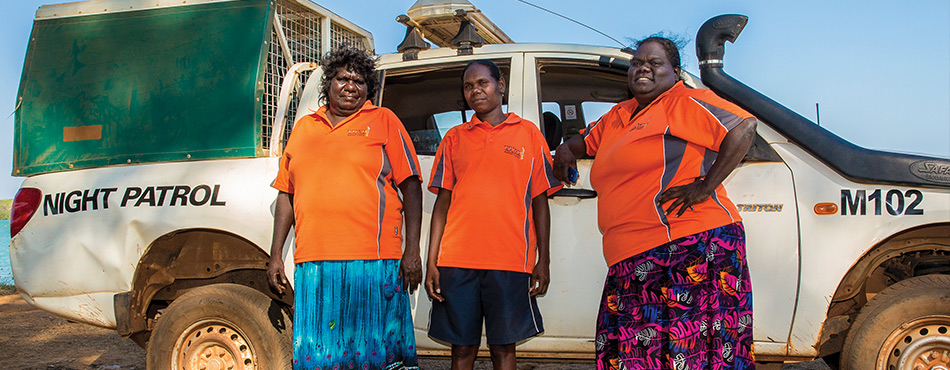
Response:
[293,259,418,370]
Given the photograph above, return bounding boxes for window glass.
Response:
[580,101,615,125]
[430,106,508,138]
[431,111,464,138]
[541,102,561,121]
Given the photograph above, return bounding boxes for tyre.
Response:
[841,274,950,370]
[146,283,292,370]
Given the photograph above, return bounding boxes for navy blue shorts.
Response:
[428,267,544,346]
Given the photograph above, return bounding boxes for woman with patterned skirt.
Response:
[554,36,758,370]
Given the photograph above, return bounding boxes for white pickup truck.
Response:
[9,0,949,369]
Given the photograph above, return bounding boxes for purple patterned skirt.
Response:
[595,222,755,370]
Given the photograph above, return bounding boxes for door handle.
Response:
[551,188,597,199]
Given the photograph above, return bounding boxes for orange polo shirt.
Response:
[273,101,421,263]
[584,82,752,267]
[429,113,562,273]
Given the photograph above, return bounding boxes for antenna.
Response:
[516,0,627,48]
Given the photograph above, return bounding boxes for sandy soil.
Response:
[0,289,801,370]
[0,289,593,369]
[0,293,146,370]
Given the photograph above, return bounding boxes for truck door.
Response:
[380,55,563,354]
[521,53,626,353]
[524,52,801,357]
[721,125,800,356]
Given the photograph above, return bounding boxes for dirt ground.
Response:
[0,292,146,370]
[0,289,811,370]
[0,290,589,370]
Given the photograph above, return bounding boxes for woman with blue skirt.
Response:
[267,47,423,370]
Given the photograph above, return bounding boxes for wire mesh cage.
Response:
[261,0,372,154]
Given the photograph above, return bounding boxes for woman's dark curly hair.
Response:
[635,34,686,74]
[319,47,379,105]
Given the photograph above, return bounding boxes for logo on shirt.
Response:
[504,145,525,159]
[347,127,371,137]
[629,119,649,131]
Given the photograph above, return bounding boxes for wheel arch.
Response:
[817,222,950,356]
[114,228,293,345]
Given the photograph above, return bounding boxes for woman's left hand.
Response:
[657,177,712,217]
[530,259,551,296]
[658,118,757,218]
[400,252,423,293]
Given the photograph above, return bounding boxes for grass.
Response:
[0,283,15,295]
[0,199,11,220]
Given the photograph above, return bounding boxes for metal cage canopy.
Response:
[13,0,373,176]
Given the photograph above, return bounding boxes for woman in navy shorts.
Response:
[425,60,563,369]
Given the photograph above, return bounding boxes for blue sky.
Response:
[1,0,948,198]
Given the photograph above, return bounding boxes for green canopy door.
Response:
[14,0,273,176]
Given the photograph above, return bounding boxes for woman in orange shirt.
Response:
[425,60,561,370]
[554,37,758,370]
[268,47,423,370]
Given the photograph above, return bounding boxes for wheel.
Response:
[147,283,292,370]
[841,274,950,370]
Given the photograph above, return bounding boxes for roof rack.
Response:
[396,0,511,56]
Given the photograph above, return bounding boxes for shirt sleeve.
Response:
[582,108,615,157]
[428,129,456,193]
[671,90,755,151]
[272,152,294,193]
[383,110,422,185]
[272,117,307,194]
[530,130,563,198]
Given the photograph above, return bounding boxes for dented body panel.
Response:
[10,158,280,327]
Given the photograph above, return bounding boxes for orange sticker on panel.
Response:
[63,125,102,142]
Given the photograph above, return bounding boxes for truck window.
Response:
[380,60,511,154]
[541,102,561,120]
[580,102,614,124]
[536,59,631,144]
[539,101,610,150]
[430,106,508,137]
[536,59,781,162]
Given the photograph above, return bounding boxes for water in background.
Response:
[0,220,11,285]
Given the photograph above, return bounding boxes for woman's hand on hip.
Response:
[658,118,757,218]
[400,251,423,294]
[658,177,713,217]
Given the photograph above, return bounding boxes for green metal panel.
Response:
[14,0,273,176]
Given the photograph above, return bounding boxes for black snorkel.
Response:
[696,14,950,188]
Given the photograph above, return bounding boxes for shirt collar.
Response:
[311,100,378,128]
[465,112,522,130]
[621,81,686,122]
